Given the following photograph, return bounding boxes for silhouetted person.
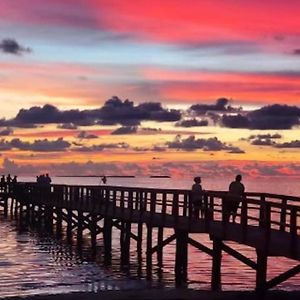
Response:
[6,174,11,183]
[45,173,52,186]
[101,176,107,185]
[223,174,245,223]
[11,175,17,192]
[12,175,17,184]
[6,174,12,193]
[191,176,204,218]
[0,175,5,192]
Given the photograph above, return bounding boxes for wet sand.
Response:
[2,289,300,300]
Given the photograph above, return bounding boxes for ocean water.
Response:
[0,176,300,297]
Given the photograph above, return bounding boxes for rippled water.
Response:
[1,176,300,297]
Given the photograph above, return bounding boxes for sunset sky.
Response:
[0,0,300,178]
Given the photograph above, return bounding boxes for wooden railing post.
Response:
[150,192,156,221]
[241,197,248,240]
[172,192,179,226]
[203,194,209,229]
[128,190,133,218]
[259,195,266,227]
[290,207,298,256]
[280,198,287,232]
[120,190,125,216]
[162,192,167,220]
[264,202,271,249]
[183,193,188,217]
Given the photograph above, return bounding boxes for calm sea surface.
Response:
[0,176,300,297]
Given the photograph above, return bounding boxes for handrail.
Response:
[10,182,300,241]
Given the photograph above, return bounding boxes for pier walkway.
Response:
[1,183,300,292]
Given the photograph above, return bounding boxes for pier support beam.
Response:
[77,211,83,245]
[90,213,97,249]
[121,222,131,266]
[56,207,63,237]
[67,209,73,242]
[137,222,143,264]
[256,250,268,293]
[211,237,222,291]
[146,224,153,279]
[175,230,188,286]
[157,226,164,268]
[103,218,112,264]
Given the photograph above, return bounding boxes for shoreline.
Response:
[3,289,300,300]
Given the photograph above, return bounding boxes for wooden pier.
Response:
[1,182,300,292]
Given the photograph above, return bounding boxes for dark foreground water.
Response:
[0,177,300,297]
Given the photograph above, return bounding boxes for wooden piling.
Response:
[211,237,222,291]
[146,224,153,279]
[56,207,63,237]
[175,229,188,286]
[157,226,164,268]
[256,250,268,293]
[77,211,83,245]
[67,208,73,241]
[90,213,97,249]
[103,218,112,264]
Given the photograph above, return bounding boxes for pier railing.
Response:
[15,183,300,238]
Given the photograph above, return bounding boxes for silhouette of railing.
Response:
[16,183,300,234]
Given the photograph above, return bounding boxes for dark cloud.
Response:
[8,138,71,152]
[248,104,300,129]
[275,140,300,148]
[227,147,245,154]
[97,98,181,125]
[57,123,78,130]
[77,131,98,139]
[248,133,282,140]
[190,98,237,115]
[166,135,244,153]
[74,142,129,152]
[137,102,181,122]
[1,97,181,127]
[111,126,137,135]
[0,127,13,136]
[0,139,12,151]
[141,127,162,132]
[175,118,208,127]
[221,114,249,128]
[132,146,150,152]
[247,133,282,146]
[0,38,32,55]
[222,104,300,129]
[251,138,275,146]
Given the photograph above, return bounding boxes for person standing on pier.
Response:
[101,176,107,185]
[45,173,52,186]
[0,175,5,192]
[224,174,245,223]
[11,176,17,192]
[6,174,12,193]
[191,176,204,218]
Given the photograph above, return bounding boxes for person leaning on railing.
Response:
[223,174,245,223]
